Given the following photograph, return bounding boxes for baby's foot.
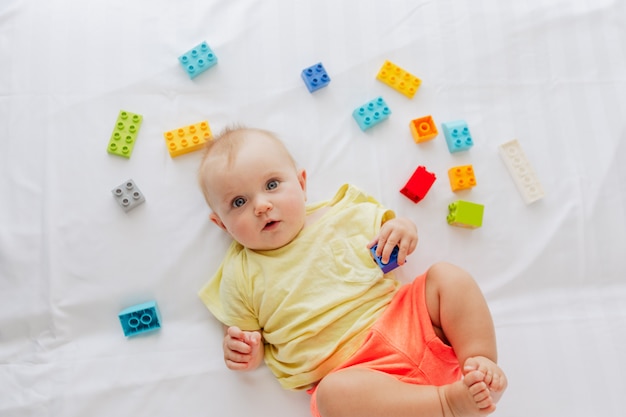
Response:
[463,356,508,403]
[438,371,496,417]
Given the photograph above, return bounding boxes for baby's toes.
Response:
[463,357,484,375]
[490,372,508,393]
[483,368,494,386]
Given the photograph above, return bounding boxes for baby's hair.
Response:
[197,125,297,208]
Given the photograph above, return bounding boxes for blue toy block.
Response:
[370,244,400,273]
[352,97,392,131]
[111,179,145,213]
[119,301,162,337]
[442,120,473,153]
[178,41,218,79]
[301,62,331,92]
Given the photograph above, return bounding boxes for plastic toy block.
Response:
[178,41,218,79]
[447,200,484,229]
[499,139,545,204]
[410,115,438,143]
[107,110,143,158]
[352,97,392,131]
[376,60,421,99]
[370,244,400,274]
[164,120,212,157]
[111,179,145,213]
[301,62,331,92]
[400,166,436,203]
[119,301,162,337]
[442,120,473,153]
[448,165,477,191]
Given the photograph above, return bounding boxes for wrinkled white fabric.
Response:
[1,0,625,416]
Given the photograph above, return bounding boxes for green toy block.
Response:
[107,110,143,158]
[447,200,484,229]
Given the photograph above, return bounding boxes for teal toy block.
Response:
[447,200,484,229]
[301,62,331,92]
[179,41,218,79]
[370,244,400,273]
[111,179,145,213]
[442,120,473,153]
[107,110,143,158]
[352,97,391,131]
[119,301,162,337]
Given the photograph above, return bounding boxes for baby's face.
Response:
[206,132,307,250]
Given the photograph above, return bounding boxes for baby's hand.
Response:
[223,326,264,371]
[367,217,418,265]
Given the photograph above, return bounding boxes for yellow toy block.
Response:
[376,60,421,99]
[163,120,212,157]
[448,165,477,191]
[409,115,438,143]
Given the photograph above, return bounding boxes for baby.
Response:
[197,126,507,417]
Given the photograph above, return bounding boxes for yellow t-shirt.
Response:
[198,184,400,390]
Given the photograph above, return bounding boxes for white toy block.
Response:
[499,139,545,204]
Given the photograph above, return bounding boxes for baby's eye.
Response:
[266,180,279,190]
[232,197,246,208]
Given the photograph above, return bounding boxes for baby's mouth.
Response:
[263,220,279,230]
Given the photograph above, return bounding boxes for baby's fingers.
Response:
[397,237,417,264]
[227,326,245,341]
[225,336,252,354]
[224,350,253,370]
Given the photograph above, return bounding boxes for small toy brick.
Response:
[107,110,143,158]
[164,120,212,157]
[301,62,331,92]
[442,120,473,153]
[400,166,436,203]
[352,97,392,131]
[376,60,421,99]
[370,244,400,274]
[178,41,218,79]
[447,200,484,229]
[448,165,477,191]
[119,301,162,337]
[499,139,545,204]
[111,179,145,213]
[410,115,438,143]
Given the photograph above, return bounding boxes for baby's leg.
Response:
[316,367,494,417]
[425,262,507,395]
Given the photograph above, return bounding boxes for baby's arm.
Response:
[368,217,418,265]
[222,325,264,371]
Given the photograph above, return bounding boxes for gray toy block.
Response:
[111,179,145,212]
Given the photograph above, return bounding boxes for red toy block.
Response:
[400,166,436,203]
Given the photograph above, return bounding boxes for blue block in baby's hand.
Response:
[370,244,400,273]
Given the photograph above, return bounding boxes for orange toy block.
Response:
[409,115,438,143]
[448,165,477,191]
[376,60,421,99]
[164,120,212,157]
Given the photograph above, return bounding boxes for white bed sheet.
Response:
[1,0,625,416]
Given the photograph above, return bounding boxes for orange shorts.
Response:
[309,272,461,417]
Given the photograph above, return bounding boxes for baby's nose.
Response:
[254,198,273,215]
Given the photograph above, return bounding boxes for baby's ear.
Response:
[209,212,226,230]
[298,168,307,194]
